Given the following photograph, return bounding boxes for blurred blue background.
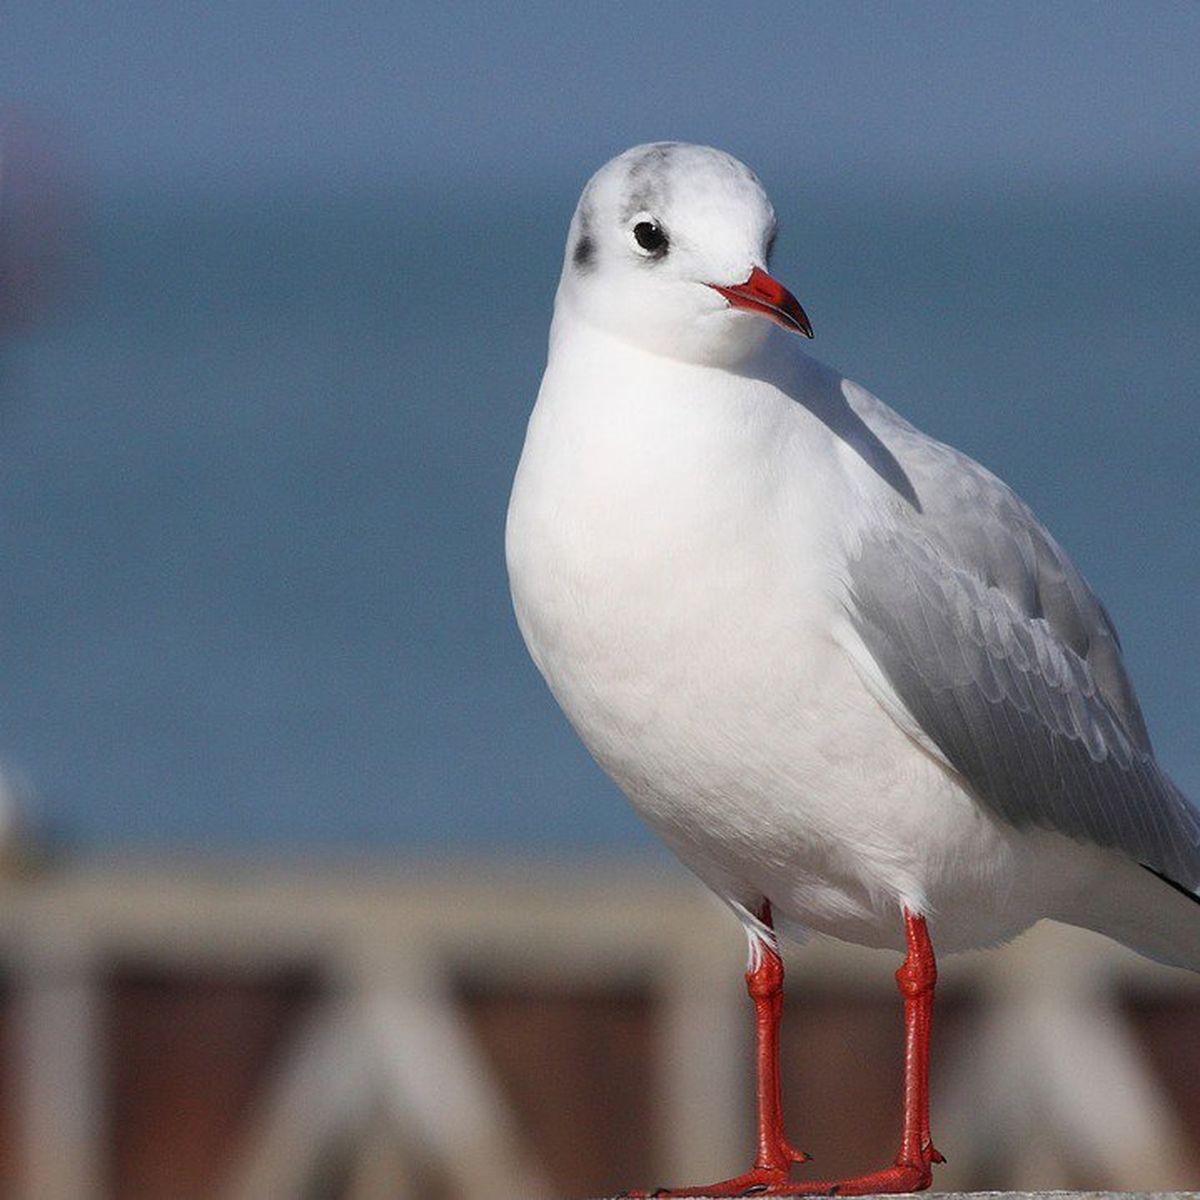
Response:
[0,2,1197,854]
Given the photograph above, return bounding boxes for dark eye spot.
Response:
[633,221,668,256]
[573,235,595,269]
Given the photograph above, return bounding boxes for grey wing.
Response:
[845,440,1200,890]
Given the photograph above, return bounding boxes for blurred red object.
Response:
[0,106,84,332]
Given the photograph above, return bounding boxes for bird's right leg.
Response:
[623,900,809,1198]
[745,900,811,1181]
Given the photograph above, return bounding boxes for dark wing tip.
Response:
[1142,863,1200,907]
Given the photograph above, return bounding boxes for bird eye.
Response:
[632,220,669,256]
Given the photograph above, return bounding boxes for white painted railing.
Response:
[0,858,1196,1199]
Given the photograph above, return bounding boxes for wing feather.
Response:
[844,436,1200,889]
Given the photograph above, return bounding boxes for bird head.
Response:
[556,142,812,367]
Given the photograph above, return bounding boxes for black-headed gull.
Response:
[506,142,1200,1196]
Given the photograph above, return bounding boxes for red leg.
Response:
[814,908,944,1195]
[746,901,810,1177]
[623,907,942,1198]
[897,910,942,1170]
[624,901,806,1198]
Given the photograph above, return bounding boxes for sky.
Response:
[2,3,1199,199]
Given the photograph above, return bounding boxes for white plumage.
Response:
[506,141,1200,975]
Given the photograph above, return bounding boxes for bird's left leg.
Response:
[801,907,944,1196]
[892,909,943,1173]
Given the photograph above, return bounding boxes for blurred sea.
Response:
[2,178,1198,854]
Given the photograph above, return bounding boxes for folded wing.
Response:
[845,427,1200,891]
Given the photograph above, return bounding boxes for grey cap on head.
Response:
[569,142,775,277]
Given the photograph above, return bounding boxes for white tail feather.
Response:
[1055,852,1200,973]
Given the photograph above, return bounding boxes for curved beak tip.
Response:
[709,266,813,339]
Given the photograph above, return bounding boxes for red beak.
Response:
[708,266,813,339]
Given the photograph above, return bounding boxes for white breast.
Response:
[506,320,1038,952]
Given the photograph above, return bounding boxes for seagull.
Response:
[505,142,1200,1197]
